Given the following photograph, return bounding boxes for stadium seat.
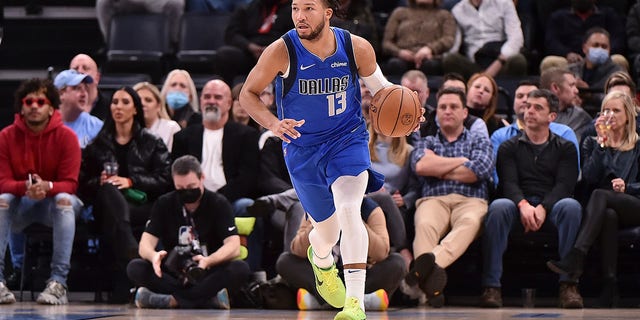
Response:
[176,12,231,74]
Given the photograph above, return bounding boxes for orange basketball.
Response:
[369,85,421,137]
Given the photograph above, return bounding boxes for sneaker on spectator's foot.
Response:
[297,288,322,310]
[134,287,171,309]
[307,246,345,308]
[0,282,16,304]
[36,280,68,305]
[480,287,502,308]
[212,288,230,310]
[334,297,366,320]
[559,282,583,309]
[364,289,389,311]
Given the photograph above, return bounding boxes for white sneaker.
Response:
[36,280,68,305]
[0,282,16,304]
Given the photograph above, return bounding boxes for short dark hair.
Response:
[517,79,540,89]
[171,155,203,178]
[13,78,60,113]
[583,27,610,44]
[604,71,636,94]
[437,87,466,106]
[527,89,560,113]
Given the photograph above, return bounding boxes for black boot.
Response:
[546,248,585,279]
[596,277,619,308]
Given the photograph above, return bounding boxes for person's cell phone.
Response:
[28,173,37,185]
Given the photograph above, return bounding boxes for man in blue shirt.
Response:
[490,80,579,184]
[408,87,493,307]
[54,69,103,148]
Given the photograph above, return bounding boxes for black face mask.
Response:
[571,0,593,13]
[176,188,202,204]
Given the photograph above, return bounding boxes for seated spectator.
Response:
[80,87,172,303]
[381,0,456,76]
[0,79,82,305]
[96,0,184,46]
[231,82,262,131]
[134,81,181,151]
[579,71,640,152]
[407,87,493,307]
[331,0,380,53]
[276,197,406,311]
[69,53,111,120]
[405,71,489,146]
[368,123,417,269]
[490,80,579,185]
[481,89,583,309]
[444,0,527,79]
[172,79,262,271]
[127,155,250,309]
[541,0,627,73]
[159,69,200,128]
[55,70,103,148]
[540,67,593,139]
[214,0,293,85]
[548,91,640,308]
[466,73,505,135]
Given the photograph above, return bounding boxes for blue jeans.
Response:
[0,193,82,287]
[482,197,582,287]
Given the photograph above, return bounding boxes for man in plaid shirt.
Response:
[404,87,493,307]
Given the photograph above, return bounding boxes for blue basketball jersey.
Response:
[276,27,363,146]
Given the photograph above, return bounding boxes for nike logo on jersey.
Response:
[300,64,315,70]
[228,226,236,231]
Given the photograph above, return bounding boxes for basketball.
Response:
[369,85,421,137]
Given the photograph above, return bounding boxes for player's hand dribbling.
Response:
[271,118,305,143]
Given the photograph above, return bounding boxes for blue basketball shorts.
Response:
[283,124,384,222]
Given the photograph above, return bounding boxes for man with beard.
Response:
[171,79,262,271]
[0,78,82,305]
[127,155,250,309]
[239,1,423,318]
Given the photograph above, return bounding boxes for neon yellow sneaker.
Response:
[334,297,366,320]
[307,246,346,308]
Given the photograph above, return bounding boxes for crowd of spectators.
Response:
[2,0,640,312]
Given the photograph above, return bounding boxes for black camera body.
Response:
[164,241,205,285]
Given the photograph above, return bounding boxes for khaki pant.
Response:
[413,193,487,268]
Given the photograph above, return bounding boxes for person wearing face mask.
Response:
[159,69,201,129]
[172,79,262,272]
[127,155,250,309]
[540,0,627,74]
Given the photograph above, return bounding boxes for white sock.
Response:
[344,268,366,310]
[312,247,334,269]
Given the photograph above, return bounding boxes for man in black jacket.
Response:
[480,89,584,309]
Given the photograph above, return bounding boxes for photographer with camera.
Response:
[126,155,251,309]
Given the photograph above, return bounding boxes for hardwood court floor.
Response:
[2,301,640,320]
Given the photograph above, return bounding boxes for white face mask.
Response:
[203,104,221,122]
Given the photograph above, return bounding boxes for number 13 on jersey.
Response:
[327,91,347,116]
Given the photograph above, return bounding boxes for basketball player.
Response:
[240,1,422,319]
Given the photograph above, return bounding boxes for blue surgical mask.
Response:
[166,91,189,110]
[587,47,609,65]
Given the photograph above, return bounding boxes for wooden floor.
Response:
[2,296,640,320]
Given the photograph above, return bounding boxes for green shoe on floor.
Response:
[334,297,366,320]
[307,246,346,308]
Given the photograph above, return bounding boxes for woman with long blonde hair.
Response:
[548,91,640,307]
[134,82,181,151]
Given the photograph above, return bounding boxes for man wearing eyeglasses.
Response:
[0,78,82,305]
